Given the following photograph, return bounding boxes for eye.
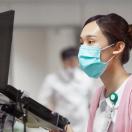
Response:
[88,40,95,44]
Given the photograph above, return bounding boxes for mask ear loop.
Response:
[106,42,126,63]
[101,43,116,64]
[105,55,115,63]
[101,43,115,50]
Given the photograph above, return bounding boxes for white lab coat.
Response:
[38,68,97,132]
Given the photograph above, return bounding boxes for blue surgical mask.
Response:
[78,44,114,78]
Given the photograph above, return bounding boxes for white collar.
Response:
[102,77,129,108]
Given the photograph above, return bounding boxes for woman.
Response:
[50,13,132,132]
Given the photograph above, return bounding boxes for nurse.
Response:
[50,13,132,132]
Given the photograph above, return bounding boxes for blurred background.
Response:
[0,0,132,131]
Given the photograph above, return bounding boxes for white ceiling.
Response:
[0,0,131,27]
[0,0,131,4]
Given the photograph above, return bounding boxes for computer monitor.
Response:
[0,10,70,131]
[0,10,14,88]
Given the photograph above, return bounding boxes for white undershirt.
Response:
[93,78,129,132]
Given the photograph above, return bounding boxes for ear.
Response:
[113,41,125,55]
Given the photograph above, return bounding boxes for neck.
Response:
[101,60,129,97]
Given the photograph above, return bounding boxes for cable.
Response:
[11,89,20,132]
[18,93,27,132]
[11,105,15,132]
[23,109,27,132]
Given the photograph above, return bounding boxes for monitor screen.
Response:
[0,10,14,88]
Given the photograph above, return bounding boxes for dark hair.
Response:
[83,13,132,64]
[61,47,78,60]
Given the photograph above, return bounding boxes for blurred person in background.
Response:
[38,47,97,132]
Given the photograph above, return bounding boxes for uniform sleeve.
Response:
[37,76,56,110]
[129,89,132,126]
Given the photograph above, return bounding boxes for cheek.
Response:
[100,49,113,62]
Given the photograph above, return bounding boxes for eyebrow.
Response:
[80,35,96,39]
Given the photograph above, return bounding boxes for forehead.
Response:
[80,21,101,38]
